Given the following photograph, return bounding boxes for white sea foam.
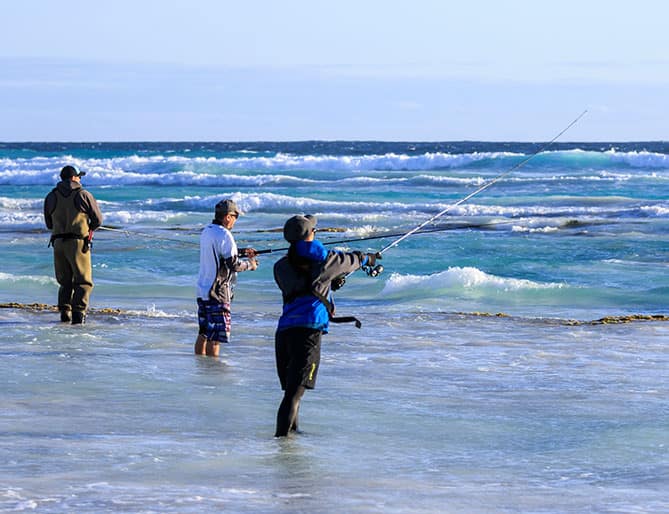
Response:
[0,205,189,229]
[179,192,412,215]
[382,267,563,298]
[105,210,185,225]
[0,197,43,209]
[0,167,497,187]
[511,225,559,233]
[342,225,384,237]
[607,149,669,168]
[182,191,630,219]
[640,205,669,216]
[0,211,43,226]
[120,305,181,318]
[194,150,514,171]
[0,271,57,286]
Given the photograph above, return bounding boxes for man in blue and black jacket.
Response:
[273,214,380,437]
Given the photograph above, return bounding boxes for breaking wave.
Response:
[382,267,564,299]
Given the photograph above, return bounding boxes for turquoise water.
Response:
[1,142,668,512]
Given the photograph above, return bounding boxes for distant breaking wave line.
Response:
[2,149,669,187]
[0,151,513,177]
[4,191,665,221]
[2,168,668,188]
[179,192,666,219]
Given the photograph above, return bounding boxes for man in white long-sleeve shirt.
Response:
[195,199,258,357]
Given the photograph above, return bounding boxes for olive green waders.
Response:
[49,188,93,323]
[53,238,93,318]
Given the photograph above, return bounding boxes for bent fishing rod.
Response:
[97,110,586,264]
[350,109,588,277]
[253,221,500,256]
[255,110,587,258]
[252,110,588,276]
[375,110,588,258]
[95,223,489,251]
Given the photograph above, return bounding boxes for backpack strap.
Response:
[311,290,362,329]
[287,250,362,329]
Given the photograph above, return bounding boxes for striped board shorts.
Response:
[197,298,231,343]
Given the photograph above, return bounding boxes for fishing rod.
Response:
[254,221,503,256]
[97,110,586,262]
[355,109,588,277]
[98,220,504,254]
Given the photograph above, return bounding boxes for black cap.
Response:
[283,214,317,242]
[60,165,86,180]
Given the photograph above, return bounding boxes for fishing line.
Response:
[375,110,588,257]
[97,226,200,247]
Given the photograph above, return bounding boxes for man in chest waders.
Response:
[44,165,103,324]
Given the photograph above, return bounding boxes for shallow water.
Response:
[1,305,668,513]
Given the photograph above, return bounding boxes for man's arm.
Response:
[314,250,366,289]
[78,190,103,231]
[226,255,258,272]
[43,192,55,230]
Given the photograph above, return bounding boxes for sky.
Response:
[1,0,668,141]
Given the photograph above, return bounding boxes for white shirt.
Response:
[196,223,238,299]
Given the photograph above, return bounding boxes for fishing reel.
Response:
[331,274,346,291]
[362,264,384,278]
[361,251,384,278]
[331,261,383,291]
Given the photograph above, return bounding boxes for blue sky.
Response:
[1,0,668,141]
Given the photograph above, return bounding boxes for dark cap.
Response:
[214,199,241,220]
[283,214,317,242]
[60,165,86,180]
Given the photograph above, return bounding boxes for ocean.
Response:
[1,141,668,513]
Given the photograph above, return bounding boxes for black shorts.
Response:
[275,327,322,390]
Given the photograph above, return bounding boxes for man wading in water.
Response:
[272,214,380,436]
[43,165,103,324]
[195,199,258,357]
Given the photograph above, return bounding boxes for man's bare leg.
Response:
[206,339,220,357]
[194,334,208,355]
